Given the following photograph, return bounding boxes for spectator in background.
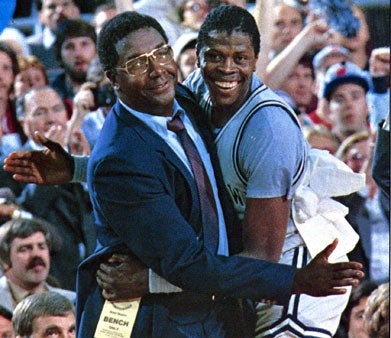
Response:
[177,0,209,32]
[27,0,81,81]
[52,19,97,117]
[335,279,378,338]
[0,305,13,338]
[302,124,340,155]
[364,282,390,338]
[335,5,370,70]
[172,31,198,82]
[0,27,31,57]
[11,86,95,290]
[92,0,118,35]
[308,45,351,130]
[277,52,316,117]
[336,131,390,283]
[0,218,75,312]
[268,1,304,59]
[0,42,25,159]
[321,61,371,143]
[12,292,75,338]
[13,55,48,97]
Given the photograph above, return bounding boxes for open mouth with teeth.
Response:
[215,81,239,89]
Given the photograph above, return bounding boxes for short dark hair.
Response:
[97,11,168,72]
[0,218,53,267]
[197,5,260,57]
[340,280,378,331]
[55,19,97,61]
[0,41,19,77]
[0,304,13,321]
[13,292,74,336]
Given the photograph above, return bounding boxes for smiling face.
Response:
[107,27,177,116]
[198,30,257,120]
[22,87,68,143]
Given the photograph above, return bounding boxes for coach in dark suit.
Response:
[73,11,363,338]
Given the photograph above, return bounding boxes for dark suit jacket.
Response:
[76,86,296,337]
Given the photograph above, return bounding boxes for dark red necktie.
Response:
[167,115,219,253]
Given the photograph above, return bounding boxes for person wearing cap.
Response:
[307,44,351,130]
[321,61,373,143]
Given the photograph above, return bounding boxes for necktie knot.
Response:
[167,115,185,133]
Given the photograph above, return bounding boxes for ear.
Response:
[105,70,116,85]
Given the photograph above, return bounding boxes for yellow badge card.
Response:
[94,299,141,338]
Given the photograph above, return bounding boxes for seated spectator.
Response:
[10,86,95,290]
[0,304,13,338]
[335,279,378,338]
[52,19,97,118]
[364,282,390,338]
[302,124,340,155]
[0,218,75,312]
[12,291,75,338]
[67,57,115,149]
[14,55,48,97]
[27,0,81,81]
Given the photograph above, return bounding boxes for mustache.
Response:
[26,257,47,270]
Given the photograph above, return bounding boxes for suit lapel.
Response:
[113,100,197,199]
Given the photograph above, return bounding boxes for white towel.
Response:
[292,149,366,262]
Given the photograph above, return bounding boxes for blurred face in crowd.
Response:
[0,315,13,338]
[329,83,368,136]
[14,67,47,97]
[108,28,177,116]
[271,4,303,54]
[93,7,118,35]
[5,232,50,290]
[22,87,68,143]
[198,30,257,122]
[279,63,314,111]
[343,139,369,173]
[178,47,197,81]
[182,0,209,31]
[0,51,14,100]
[347,295,369,338]
[307,133,339,155]
[39,0,80,32]
[60,36,97,83]
[30,312,76,338]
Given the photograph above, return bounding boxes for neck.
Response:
[6,272,46,293]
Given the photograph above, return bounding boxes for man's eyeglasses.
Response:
[115,45,174,76]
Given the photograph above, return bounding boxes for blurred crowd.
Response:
[0,0,389,337]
